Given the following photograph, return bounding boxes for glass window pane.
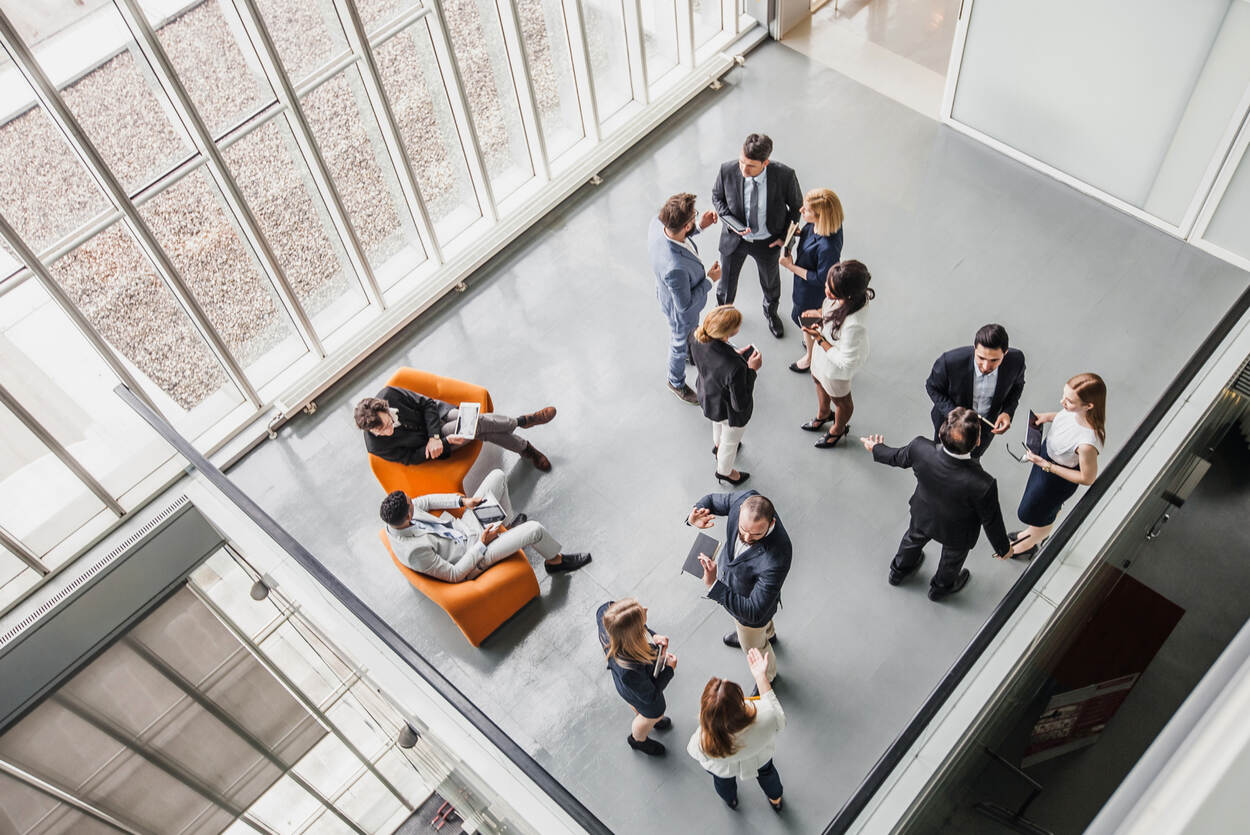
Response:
[301,68,425,290]
[223,115,368,340]
[0,278,174,498]
[1,241,18,278]
[328,691,391,760]
[48,222,245,436]
[259,621,349,707]
[293,735,359,797]
[641,1,679,82]
[0,770,126,835]
[337,770,405,833]
[137,0,276,137]
[441,0,534,197]
[0,406,106,554]
[0,55,112,252]
[374,21,480,241]
[1205,141,1250,260]
[138,169,307,388]
[20,4,197,193]
[517,0,585,159]
[248,775,325,834]
[692,0,724,48]
[581,0,633,120]
[355,0,421,34]
[251,0,349,84]
[1,548,36,606]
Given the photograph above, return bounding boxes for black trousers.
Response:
[930,410,994,459]
[717,238,781,312]
[892,519,969,590]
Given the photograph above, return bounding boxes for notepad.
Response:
[782,220,800,251]
[683,532,720,578]
[456,402,480,438]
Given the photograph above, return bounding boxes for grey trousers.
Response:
[442,410,526,453]
[461,469,563,563]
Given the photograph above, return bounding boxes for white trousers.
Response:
[712,421,746,476]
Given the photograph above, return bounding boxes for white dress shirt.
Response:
[742,172,770,242]
[971,359,998,416]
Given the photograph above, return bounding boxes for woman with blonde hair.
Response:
[595,598,677,756]
[779,187,844,372]
[1007,372,1107,560]
[690,305,761,485]
[687,648,785,811]
[802,260,874,449]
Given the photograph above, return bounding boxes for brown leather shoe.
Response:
[522,442,551,471]
[517,406,556,428]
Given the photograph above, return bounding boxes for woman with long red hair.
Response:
[1007,372,1107,559]
[686,648,785,812]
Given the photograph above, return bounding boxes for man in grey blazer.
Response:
[381,468,591,581]
[649,192,720,403]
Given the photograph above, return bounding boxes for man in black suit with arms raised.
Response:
[688,491,791,689]
[711,133,803,338]
[925,323,1026,459]
[861,408,1013,601]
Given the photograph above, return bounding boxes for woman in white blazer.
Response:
[800,260,874,449]
[687,648,786,812]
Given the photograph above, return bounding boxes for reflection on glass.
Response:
[517,0,585,159]
[692,0,724,47]
[641,0,679,82]
[293,734,359,796]
[0,278,174,498]
[338,771,406,832]
[223,115,368,338]
[441,0,534,198]
[0,406,104,555]
[328,691,391,760]
[248,774,326,834]
[137,0,275,137]
[301,69,425,290]
[0,54,112,251]
[48,222,244,430]
[374,21,481,241]
[581,0,633,120]
[138,169,307,387]
[32,4,197,193]
[354,0,421,34]
[251,0,349,84]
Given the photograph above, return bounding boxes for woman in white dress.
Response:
[801,260,874,449]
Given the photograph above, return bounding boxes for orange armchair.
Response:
[379,530,539,646]
[368,368,495,503]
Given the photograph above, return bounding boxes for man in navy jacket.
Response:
[689,490,792,686]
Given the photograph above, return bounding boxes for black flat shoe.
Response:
[712,441,743,456]
[627,735,665,756]
[788,361,810,373]
[1012,538,1047,561]
[545,553,591,574]
[715,471,750,486]
[814,428,849,449]
[800,416,833,432]
[653,717,672,731]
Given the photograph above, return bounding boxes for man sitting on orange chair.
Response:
[380,468,592,582]
[355,386,556,471]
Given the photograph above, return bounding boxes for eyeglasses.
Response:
[1003,443,1031,464]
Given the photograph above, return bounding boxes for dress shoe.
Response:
[667,381,699,404]
[627,735,665,756]
[1008,530,1025,543]
[1012,538,1047,561]
[928,569,971,601]
[722,631,777,648]
[521,442,551,471]
[516,406,556,428]
[545,553,591,574]
[715,471,750,486]
[505,513,527,528]
[800,415,833,432]
[766,311,785,338]
[788,361,809,373]
[653,717,672,731]
[888,552,925,586]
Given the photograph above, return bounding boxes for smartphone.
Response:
[739,344,755,357]
[800,312,822,328]
[652,646,666,677]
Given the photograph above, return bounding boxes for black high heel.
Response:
[800,415,833,432]
[715,471,750,486]
[814,427,849,449]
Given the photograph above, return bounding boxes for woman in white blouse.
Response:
[1007,373,1107,560]
[800,260,874,449]
[687,648,785,812]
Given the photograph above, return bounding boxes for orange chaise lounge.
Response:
[369,368,539,646]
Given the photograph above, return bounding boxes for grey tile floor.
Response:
[228,42,1250,835]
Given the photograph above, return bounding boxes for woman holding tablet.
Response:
[802,260,874,449]
[778,188,844,372]
[1008,373,1107,560]
[596,599,677,756]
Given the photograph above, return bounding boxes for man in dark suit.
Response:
[711,133,803,338]
[688,491,792,686]
[355,386,556,471]
[925,323,1026,458]
[861,408,1013,601]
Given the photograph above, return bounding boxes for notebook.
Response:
[683,532,720,578]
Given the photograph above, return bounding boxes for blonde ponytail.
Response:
[696,305,743,343]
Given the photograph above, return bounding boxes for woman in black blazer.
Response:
[690,305,761,486]
[596,599,677,757]
[778,188,844,372]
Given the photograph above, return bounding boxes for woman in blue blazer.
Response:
[779,188,844,372]
[596,599,677,757]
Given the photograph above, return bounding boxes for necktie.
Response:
[747,177,760,233]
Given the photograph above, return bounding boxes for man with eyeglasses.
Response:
[688,491,792,690]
